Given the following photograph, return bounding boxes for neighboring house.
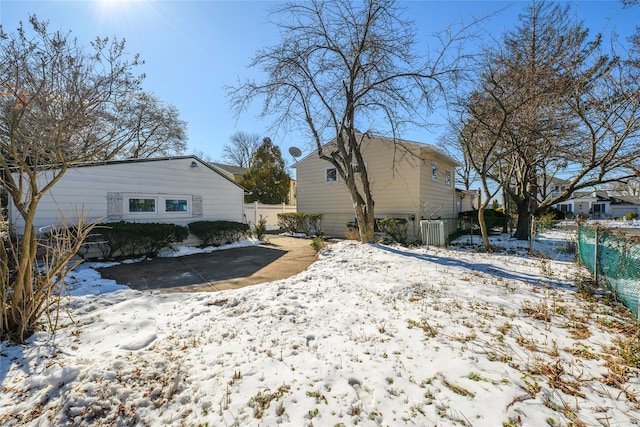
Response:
[293,134,461,240]
[455,188,479,214]
[555,190,640,219]
[542,176,570,200]
[7,156,246,236]
[287,179,297,206]
[212,162,297,205]
[210,163,248,182]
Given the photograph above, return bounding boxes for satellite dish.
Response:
[289,146,302,158]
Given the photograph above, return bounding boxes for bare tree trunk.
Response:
[476,174,500,251]
[501,187,509,234]
[354,201,376,243]
[477,207,491,250]
[2,213,93,343]
[513,199,531,240]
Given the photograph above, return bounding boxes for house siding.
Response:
[8,157,244,235]
[295,136,458,240]
[419,152,457,236]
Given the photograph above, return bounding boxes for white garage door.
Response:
[611,206,639,218]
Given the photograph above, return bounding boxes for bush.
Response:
[310,236,326,253]
[88,221,189,259]
[624,212,639,221]
[539,206,565,221]
[252,216,268,240]
[277,212,323,237]
[188,220,249,247]
[459,209,507,230]
[377,218,408,245]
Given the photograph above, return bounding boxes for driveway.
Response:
[97,235,317,293]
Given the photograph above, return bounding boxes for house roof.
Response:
[567,190,640,205]
[545,176,570,185]
[609,195,640,205]
[455,188,478,195]
[570,190,609,201]
[210,163,248,177]
[292,133,462,168]
[51,155,247,191]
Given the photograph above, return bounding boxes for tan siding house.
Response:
[8,156,246,237]
[294,135,461,241]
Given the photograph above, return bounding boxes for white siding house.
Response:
[293,134,461,241]
[8,156,246,236]
[556,190,640,219]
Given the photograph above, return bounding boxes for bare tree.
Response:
[0,16,147,342]
[606,179,640,197]
[222,131,261,168]
[105,92,188,160]
[457,2,640,241]
[436,130,477,192]
[455,89,516,250]
[228,0,465,242]
[191,149,213,163]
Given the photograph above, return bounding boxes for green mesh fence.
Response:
[577,226,640,319]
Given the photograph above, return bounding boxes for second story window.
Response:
[432,163,438,180]
[325,167,337,183]
[445,170,451,185]
[352,162,367,175]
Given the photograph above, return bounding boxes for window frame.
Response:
[431,163,438,180]
[325,166,338,183]
[352,162,367,175]
[127,197,157,214]
[164,198,189,213]
[558,203,572,213]
[445,170,451,186]
[124,194,191,217]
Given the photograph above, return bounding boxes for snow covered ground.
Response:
[1,231,639,426]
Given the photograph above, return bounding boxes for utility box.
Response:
[421,220,446,247]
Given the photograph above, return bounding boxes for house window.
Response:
[558,204,572,213]
[125,194,191,216]
[352,163,366,175]
[165,199,188,212]
[325,167,338,183]
[445,170,451,186]
[129,198,156,213]
[432,163,438,180]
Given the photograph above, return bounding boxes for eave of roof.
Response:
[292,133,462,168]
[16,155,248,192]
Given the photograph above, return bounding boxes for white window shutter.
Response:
[107,192,123,220]
[192,195,203,217]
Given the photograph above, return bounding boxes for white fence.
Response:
[243,202,297,230]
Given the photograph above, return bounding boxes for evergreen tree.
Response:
[240,138,291,204]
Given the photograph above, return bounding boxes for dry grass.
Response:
[520,299,552,322]
[343,230,360,240]
[248,384,291,419]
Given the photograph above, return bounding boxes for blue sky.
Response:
[1,1,637,165]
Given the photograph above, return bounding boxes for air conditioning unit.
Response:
[421,220,446,247]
